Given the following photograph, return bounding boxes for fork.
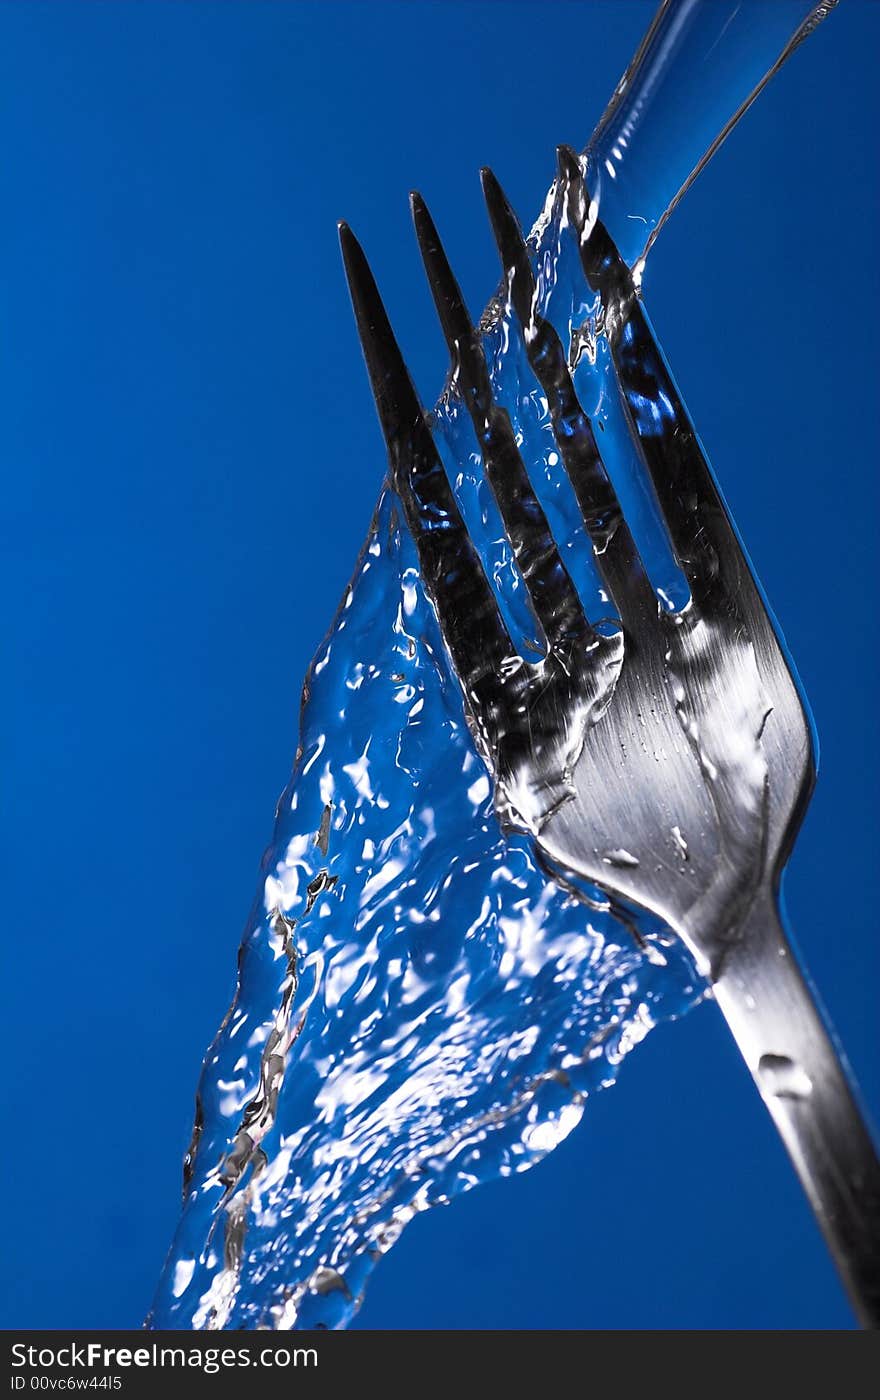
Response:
[338,145,880,1327]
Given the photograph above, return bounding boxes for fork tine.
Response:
[478,167,537,334]
[555,145,622,296]
[480,165,657,630]
[556,145,739,605]
[410,191,596,653]
[338,221,515,702]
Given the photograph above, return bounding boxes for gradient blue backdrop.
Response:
[2,0,877,1330]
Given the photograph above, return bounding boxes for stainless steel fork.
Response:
[339,146,880,1327]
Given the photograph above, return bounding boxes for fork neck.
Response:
[710,882,880,1327]
[586,0,838,273]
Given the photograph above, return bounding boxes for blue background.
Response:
[2,0,877,1330]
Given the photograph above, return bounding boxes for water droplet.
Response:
[670,825,688,860]
[758,1054,812,1101]
[602,848,640,869]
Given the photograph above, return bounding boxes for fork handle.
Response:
[710,887,880,1327]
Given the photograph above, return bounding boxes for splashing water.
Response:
[147,188,704,1333]
[148,0,836,1332]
